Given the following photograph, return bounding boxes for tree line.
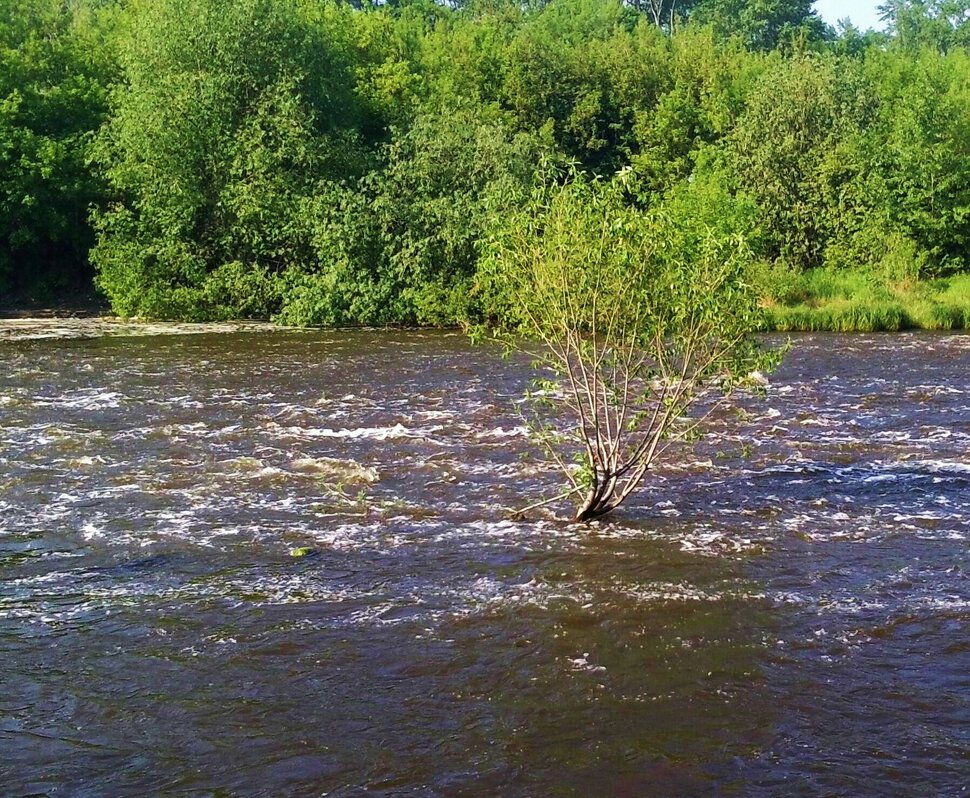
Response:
[3,0,970,324]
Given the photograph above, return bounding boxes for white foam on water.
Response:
[894,458,970,474]
[860,473,897,484]
[676,525,762,555]
[33,390,127,410]
[611,580,767,605]
[453,575,596,615]
[871,430,915,443]
[80,523,103,541]
[289,457,380,483]
[914,595,970,611]
[269,422,442,441]
[566,653,607,674]
[798,417,838,427]
[415,410,456,421]
[306,524,386,551]
[910,384,965,395]
[475,426,531,440]
[63,455,107,468]
[226,574,375,607]
[0,318,283,341]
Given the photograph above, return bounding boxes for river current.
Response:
[1,324,967,796]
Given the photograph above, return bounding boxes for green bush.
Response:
[91,0,364,319]
[0,0,115,301]
[482,168,777,520]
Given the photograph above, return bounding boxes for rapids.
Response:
[1,323,967,795]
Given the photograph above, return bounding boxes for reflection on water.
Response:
[1,326,968,795]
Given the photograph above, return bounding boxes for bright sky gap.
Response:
[813,0,887,31]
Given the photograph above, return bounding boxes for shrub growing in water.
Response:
[481,170,781,522]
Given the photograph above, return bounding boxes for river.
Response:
[1,324,968,796]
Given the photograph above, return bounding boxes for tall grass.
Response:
[756,267,970,332]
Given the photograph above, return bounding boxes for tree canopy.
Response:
[2,0,970,317]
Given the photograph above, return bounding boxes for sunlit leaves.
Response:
[482,169,778,520]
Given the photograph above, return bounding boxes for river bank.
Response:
[760,269,970,332]
[7,265,970,337]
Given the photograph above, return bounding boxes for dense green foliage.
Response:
[2,0,970,325]
[0,0,116,301]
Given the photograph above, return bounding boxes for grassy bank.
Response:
[8,265,970,335]
[756,268,970,333]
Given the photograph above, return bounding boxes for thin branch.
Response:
[512,484,586,519]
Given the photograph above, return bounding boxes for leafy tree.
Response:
[91,0,365,319]
[0,0,115,301]
[692,0,827,50]
[626,0,700,32]
[277,107,546,326]
[628,27,769,195]
[829,19,888,56]
[501,0,635,170]
[879,0,970,52]
[862,47,970,274]
[728,54,877,270]
[3,0,969,327]
[370,108,547,324]
[347,0,436,135]
[481,170,777,521]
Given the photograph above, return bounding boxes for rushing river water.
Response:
[1,324,968,796]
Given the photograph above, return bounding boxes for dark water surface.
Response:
[1,328,968,796]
